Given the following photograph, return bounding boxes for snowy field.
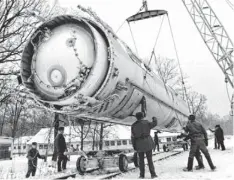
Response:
[115,136,234,180]
[0,136,233,179]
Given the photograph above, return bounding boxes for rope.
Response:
[167,14,191,114]
[128,22,139,55]
[148,15,166,66]
[115,0,148,34]
[225,0,234,11]
[116,20,126,34]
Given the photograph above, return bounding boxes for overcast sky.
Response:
[50,0,234,117]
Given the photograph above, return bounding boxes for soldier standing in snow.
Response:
[25,142,45,178]
[183,114,216,171]
[153,130,161,152]
[131,112,158,179]
[209,125,225,151]
[177,132,205,170]
[55,127,68,172]
[209,126,219,149]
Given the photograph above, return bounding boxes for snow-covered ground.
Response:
[115,135,234,180]
[0,136,233,179]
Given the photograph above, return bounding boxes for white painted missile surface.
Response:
[21,15,190,132]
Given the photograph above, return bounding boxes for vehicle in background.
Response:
[0,136,13,160]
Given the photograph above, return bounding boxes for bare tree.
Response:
[71,118,92,151]
[187,91,207,117]
[90,122,99,150]
[0,102,9,135]
[96,123,114,150]
[0,78,11,104]
[152,56,209,121]
[153,56,180,86]
[152,56,190,99]
[5,92,27,138]
[0,0,50,75]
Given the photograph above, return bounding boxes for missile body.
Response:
[21,15,189,131]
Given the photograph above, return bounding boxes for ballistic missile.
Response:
[21,12,189,131]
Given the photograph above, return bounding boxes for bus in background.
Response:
[0,136,13,160]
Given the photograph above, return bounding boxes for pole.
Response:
[52,112,59,162]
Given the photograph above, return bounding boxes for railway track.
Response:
[100,151,182,179]
[55,168,99,179]
[53,150,183,180]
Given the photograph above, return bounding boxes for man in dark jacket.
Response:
[209,126,219,149]
[153,130,161,152]
[216,125,225,150]
[26,142,45,178]
[210,125,225,150]
[183,115,216,171]
[177,132,205,170]
[55,126,68,172]
[131,112,158,179]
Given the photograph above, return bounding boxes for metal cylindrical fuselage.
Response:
[21,15,189,131]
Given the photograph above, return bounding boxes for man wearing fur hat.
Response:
[55,126,68,172]
[131,112,158,179]
[183,114,216,171]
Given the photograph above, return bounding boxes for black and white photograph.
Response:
[0,0,233,179]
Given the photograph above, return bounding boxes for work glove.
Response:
[205,139,208,146]
[40,155,45,159]
[177,135,182,139]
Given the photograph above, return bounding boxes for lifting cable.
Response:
[115,0,148,34]
[128,22,139,55]
[167,14,192,114]
[116,1,192,115]
[225,0,234,11]
[148,15,166,66]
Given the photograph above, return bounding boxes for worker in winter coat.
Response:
[131,112,158,179]
[177,132,205,170]
[209,125,225,150]
[26,142,45,178]
[55,126,68,172]
[209,126,219,149]
[153,130,161,152]
[183,114,216,171]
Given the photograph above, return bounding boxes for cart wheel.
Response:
[76,156,87,175]
[163,145,169,152]
[133,152,139,167]
[119,154,128,172]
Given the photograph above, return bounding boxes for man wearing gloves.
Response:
[183,114,216,171]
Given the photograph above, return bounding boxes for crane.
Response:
[130,0,233,116]
[181,0,234,116]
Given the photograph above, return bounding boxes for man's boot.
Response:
[57,161,62,172]
[205,154,216,170]
[195,155,205,170]
[62,158,67,170]
[183,157,193,171]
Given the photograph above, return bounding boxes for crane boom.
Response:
[182,0,233,88]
